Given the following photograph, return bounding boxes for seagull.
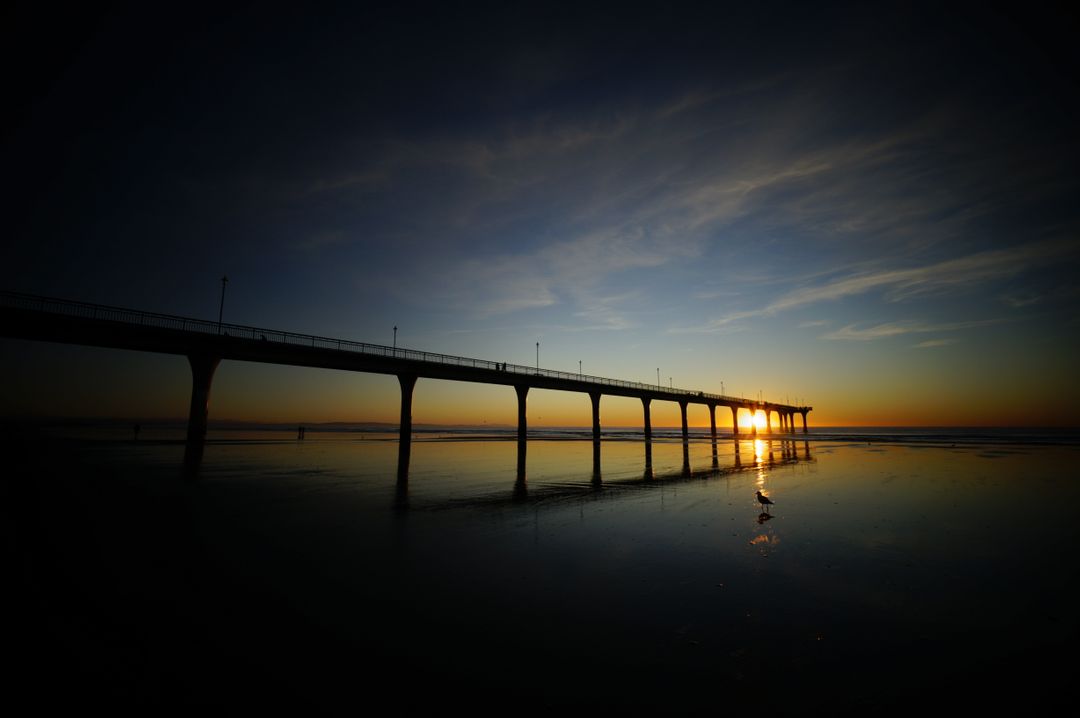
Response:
[756,490,774,512]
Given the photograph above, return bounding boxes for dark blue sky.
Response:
[3,1,1079,424]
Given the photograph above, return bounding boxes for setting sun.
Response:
[740,410,768,431]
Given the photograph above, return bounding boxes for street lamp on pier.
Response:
[217,275,228,334]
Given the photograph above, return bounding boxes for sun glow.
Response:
[738,410,769,431]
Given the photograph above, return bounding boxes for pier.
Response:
[0,291,812,474]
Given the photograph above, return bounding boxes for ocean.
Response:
[5,424,1079,712]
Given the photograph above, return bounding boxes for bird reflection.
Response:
[756,512,774,524]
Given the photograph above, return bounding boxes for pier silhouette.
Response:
[1,291,813,475]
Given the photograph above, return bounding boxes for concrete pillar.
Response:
[751,408,758,436]
[708,402,717,440]
[642,397,652,441]
[589,391,602,443]
[765,409,773,434]
[183,354,221,474]
[801,410,809,434]
[397,374,417,480]
[592,441,602,485]
[731,406,739,436]
[515,385,529,443]
[679,400,689,442]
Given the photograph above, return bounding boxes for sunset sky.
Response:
[2,2,1078,427]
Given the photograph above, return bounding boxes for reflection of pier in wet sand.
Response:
[398,439,814,510]
[1,291,814,477]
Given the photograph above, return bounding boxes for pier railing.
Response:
[1,290,785,407]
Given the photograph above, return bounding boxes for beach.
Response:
[5,428,1079,712]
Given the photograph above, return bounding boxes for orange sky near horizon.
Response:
[3,341,1075,428]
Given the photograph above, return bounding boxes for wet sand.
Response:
[4,433,1079,712]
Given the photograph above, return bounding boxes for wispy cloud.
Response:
[1000,292,1042,308]
[569,291,642,331]
[913,338,958,349]
[821,319,1003,341]
[676,240,1076,333]
[294,74,1078,332]
[420,255,558,318]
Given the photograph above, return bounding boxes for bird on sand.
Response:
[756,490,774,511]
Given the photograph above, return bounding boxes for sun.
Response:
[737,410,769,431]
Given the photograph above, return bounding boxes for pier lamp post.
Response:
[669,377,672,389]
[721,380,724,396]
[579,360,582,377]
[536,341,540,374]
[393,325,397,353]
[218,275,228,334]
[657,368,660,388]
